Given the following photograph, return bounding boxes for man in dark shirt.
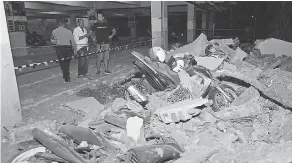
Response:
[91,10,117,75]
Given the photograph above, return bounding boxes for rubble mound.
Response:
[75,83,125,104]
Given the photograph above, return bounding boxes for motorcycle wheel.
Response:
[208,84,238,112]
[7,145,46,163]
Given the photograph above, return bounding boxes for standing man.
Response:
[91,10,117,75]
[51,18,76,82]
[73,19,90,78]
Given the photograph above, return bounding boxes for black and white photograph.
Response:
[1,0,292,163]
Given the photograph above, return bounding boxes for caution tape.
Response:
[15,39,152,71]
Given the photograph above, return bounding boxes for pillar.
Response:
[129,15,137,38]
[151,1,168,50]
[229,8,233,37]
[162,1,168,50]
[202,12,207,35]
[208,11,216,38]
[1,2,22,127]
[187,4,197,43]
[68,14,77,32]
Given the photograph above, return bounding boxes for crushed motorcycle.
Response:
[119,51,238,112]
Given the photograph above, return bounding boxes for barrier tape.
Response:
[15,39,152,71]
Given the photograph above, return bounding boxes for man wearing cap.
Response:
[51,18,76,82]
[91,10,117,75]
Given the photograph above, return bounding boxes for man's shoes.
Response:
[77,75,84,78]
[65,76,70,82]
[104,70,111,75]
[96,70,101,76]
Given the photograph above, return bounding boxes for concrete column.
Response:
[151,1,162,48]
[202,12,207,35]
[9,32,27,57]
[68,14,77,32]
[129,15,137,38]
[151,1,168,49]
[1,2,22,127]
[208,11,216,38]
[187,4,197,43]
[162,1,168,50]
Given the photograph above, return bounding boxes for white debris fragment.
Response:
[126,116,144,143]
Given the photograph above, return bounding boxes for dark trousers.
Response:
[55,45,73,79]
[77,47,89,76]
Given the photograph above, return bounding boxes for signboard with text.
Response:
[4,1,27,32]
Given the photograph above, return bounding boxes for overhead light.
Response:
[39,11,65,15]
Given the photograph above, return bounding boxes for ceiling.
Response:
[24,1,236,19]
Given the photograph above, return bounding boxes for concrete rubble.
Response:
[16,35,292,163]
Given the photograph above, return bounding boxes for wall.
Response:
[1,2,22,127]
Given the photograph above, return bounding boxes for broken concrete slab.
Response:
[173,147,220,163]
[231,86,260,106]
[169,33,209,57]
[194,57,224,71]
[258,69,292,108]
[256,38,292,57]
[65,97,104,116]
[112,98,127,112]
[9,120,56,144]
[126,100,144,112]
[231,48,248,64]
[210,38,234,45]
[214,87,264,120]
[155,99,209,124]
[199,111,218,124]
[222,62,238,71]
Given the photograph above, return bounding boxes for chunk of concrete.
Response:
[231,86,259,106]
[126,100,144,112]
[173,146,221,163]
[9,120,56,144]
[199,111,218,123]
[210,38,234,45]
[112,98,127,112]
[65,97,104,116]
[155,99,209,124]
[126,116,144,143]
[194,57,224,71]
[256,38,292,57]
[169,33,209,57]
[231,48,248,64]
[222,62,238,71]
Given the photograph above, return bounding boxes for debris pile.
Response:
[14,35,292,163]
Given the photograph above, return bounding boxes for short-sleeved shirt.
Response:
[52,26,75,46]
[91,22,113,43]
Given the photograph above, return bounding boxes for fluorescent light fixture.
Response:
[39,11,65,14]
[114,13,126,16]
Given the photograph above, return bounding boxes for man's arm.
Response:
[51,31,57,44]
[69,31,77,52]
[73,28,88,41]
[109,28,117,39]
[90,24,96,43]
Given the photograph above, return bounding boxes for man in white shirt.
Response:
[51,18,76,82]
[73,19,90,78]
